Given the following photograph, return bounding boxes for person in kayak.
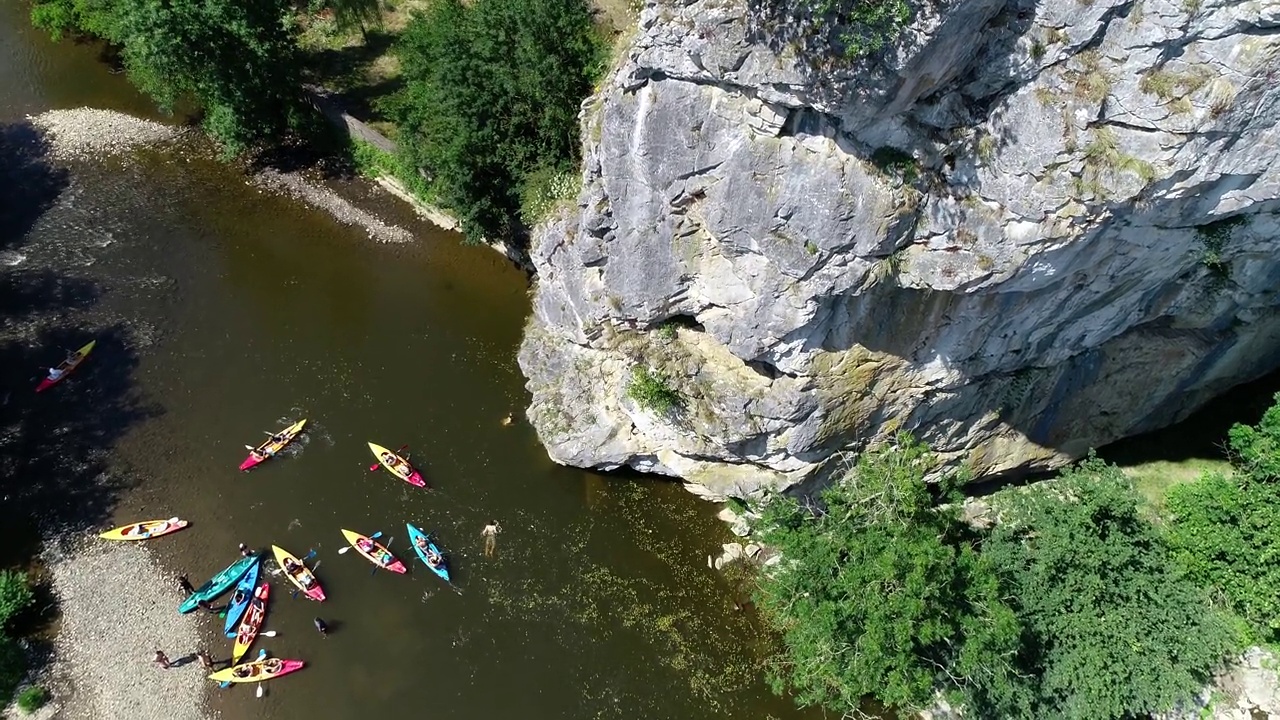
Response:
[230,588,247,606]
[263,658,283,674]
[357,537,376,554]
[232,664,258,679]
[283,556,302,574]
[177,574,194,595]
[46,366,65,382]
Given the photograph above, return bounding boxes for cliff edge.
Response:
[519,0,1280,499]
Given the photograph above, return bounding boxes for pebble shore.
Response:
[253,167,415,244]
[28,109,181,160]
[41,540,214,720]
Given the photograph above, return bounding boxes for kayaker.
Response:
[282,556,301,574]
[414,536,429,553]
[263,658,283,674]
[427,551,443,567]
[153,650,171,669]
[313,617,328,637]
[357,537,375,553]
[482,520,501,557]
[46,366,65,382]
[381,452,399,468]
[231,588,247,606]
[232,664,255,679]
[177,574,194,595]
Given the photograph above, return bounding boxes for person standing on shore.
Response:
[238,543,253,557]
[481,520,501,558]
[177,574,194,595]
[196,650,214,669]
[153,650,171,669]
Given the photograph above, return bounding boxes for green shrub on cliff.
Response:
[754,437,1024,715]
[387,0,605,242]
[1166,393,1280,642]
[30,0,313,154]
[0,571,33,630]
[982,457,1237,720]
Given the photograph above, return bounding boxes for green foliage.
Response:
[1166,393,1280,642]
[349,138,435,203]
[0,637,25,714]
[1194,216,1246,281]
[770,0,912,61]
[754,437,1022,715]
[870,146,919,183]
[0,571,33,631]
[17,685,49,713]
[518,163,579,227]
[626,366,683,414]
[983,456,1238,720]
[388,0,605,242]
[32,0,312,155]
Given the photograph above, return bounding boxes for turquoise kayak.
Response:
[178,555,259,614]
[221,560,261,636]
[406,523,451,583]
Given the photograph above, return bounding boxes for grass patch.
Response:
[518,164,580,227]
[1139,66,1213,111]
[16,686,49,713]
[1075,127,1156,200]
[1068,50,1113,104]
[626,366,684,414]
[348,137,436,204]
[1121,458,1231,516]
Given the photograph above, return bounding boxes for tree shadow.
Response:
[0,122,69,252]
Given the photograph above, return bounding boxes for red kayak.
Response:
[36,340,96,393]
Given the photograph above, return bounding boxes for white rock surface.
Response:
[519,0,1280,497]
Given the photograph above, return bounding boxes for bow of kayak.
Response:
[341,528,407,574]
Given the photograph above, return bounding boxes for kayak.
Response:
[35,340,96,393]
[99,517,188,541]
[270,545,325,601]
[239,419,307,471]
[208,657,303,684]
[340,528,406,574]
[367,442,426,488]
[230,583,269,662]
[406,523,451,583]
[178,554,259,614]
[221,561,261,636]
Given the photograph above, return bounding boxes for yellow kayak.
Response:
[270,545,325,601]
[240,419,307,471]
[367,442,426,487]
[99,517,188,541]
[208,657,304,683]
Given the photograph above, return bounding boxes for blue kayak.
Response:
[178,554,259,614]
[221,559,262,636]
[406,523,451,583]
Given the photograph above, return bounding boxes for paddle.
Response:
[337,531,382,554]
[368,445,409,471]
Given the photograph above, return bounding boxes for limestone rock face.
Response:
[518,0,1280,499]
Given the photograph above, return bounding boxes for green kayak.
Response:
[178,555,259,614]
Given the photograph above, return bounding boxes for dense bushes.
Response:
[755,436,1259,718]
[0,570,36,709]
[31,0,313,154]
[1166,393,1280,643]
[387,0,604,242]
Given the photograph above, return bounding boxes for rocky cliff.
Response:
[518,0,1280,500]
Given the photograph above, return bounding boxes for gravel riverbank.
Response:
[39,539,215,720]
[28,109,182,160]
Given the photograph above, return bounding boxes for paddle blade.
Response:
[219,681,231,689]
[337,547,351,554]
[257,685,265,698]
[368,463,380,471]
[370,531,383,539]
[261,631,278,637]
[245,445,257,451]
[311,561,321,572]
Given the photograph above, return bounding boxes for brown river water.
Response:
[0,6,821,719]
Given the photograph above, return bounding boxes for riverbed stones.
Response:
[28,108,180,159]
[519,0,1280,497]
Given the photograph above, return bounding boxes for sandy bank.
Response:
[27,109,182,160]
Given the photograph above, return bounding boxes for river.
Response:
[0,7,818,720]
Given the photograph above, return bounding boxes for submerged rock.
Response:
[520,0,1280,497]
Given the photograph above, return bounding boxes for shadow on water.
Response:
[0,121,160,574]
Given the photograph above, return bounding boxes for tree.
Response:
[1166,393,1280,642]
[31,0,313,155]
[753,436,1023,715]
[983,457,1238,720]
[388,0,604,242]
